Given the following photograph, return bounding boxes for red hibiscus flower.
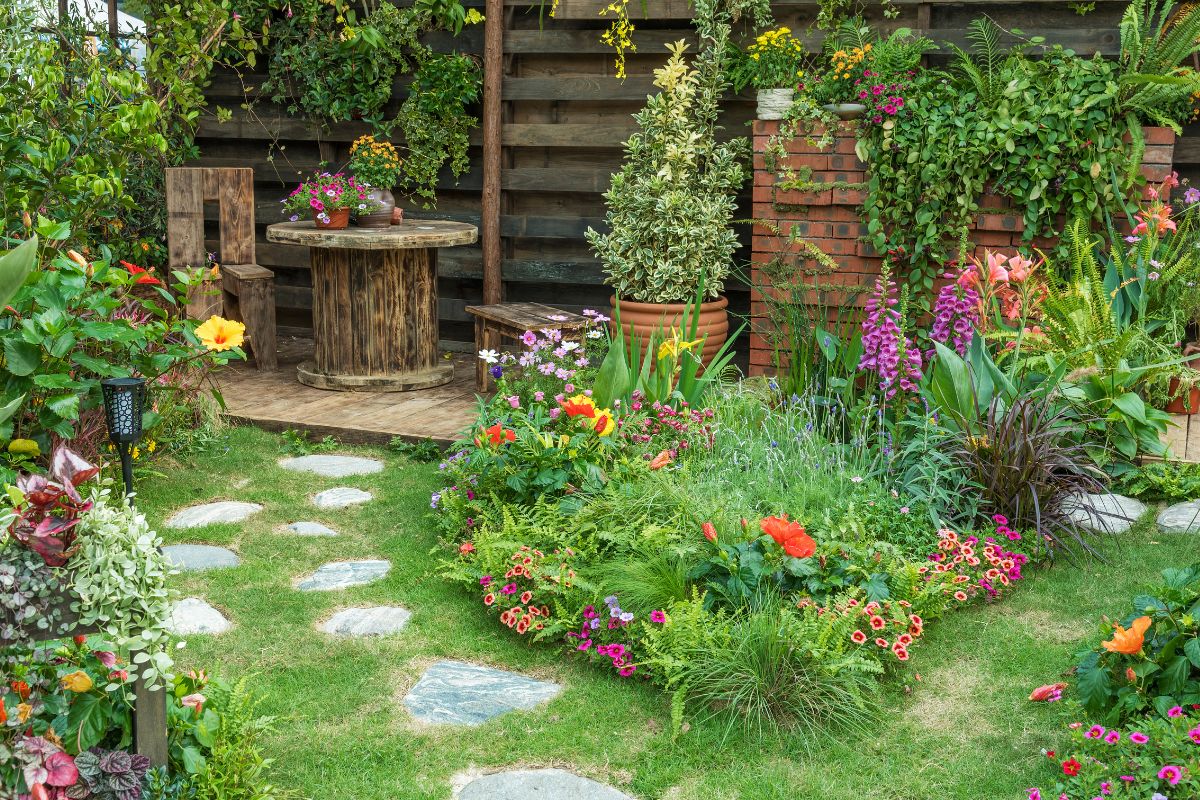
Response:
[1062,758,1081,776]
[482,423,515,446]
[759,514,816,559]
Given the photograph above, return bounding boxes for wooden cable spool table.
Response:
[267,220,478,391]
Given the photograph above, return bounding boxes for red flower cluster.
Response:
[479,546,575,637]
[823,597,923,662]
[921,522,1028,601]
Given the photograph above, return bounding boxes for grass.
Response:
[137,425,1195,800]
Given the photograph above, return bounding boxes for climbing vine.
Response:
[859,21,1137,308]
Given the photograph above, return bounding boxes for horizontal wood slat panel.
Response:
[552,0,1126,16]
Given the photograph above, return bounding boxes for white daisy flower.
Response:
[478,349,500,364]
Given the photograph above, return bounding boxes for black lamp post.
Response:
[101,376,146,500]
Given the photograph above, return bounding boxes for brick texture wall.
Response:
[749,120,1177,377]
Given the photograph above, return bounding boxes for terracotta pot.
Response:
[391,206,405,225]
[609,295,729,364]
[1166,379,1200,414]
[356,187,395,229]
[315,208,350,230]
[1165,350,1200,414]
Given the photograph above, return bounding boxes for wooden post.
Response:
[107,0,118,41]
[481,0,503,306]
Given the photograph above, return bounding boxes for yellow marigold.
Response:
[195,315,246,352]
[61,671,93,692]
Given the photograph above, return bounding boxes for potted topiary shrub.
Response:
[586,36,746,362]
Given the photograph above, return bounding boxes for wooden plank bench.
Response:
[166,166,277,370]
[464,302,590,392]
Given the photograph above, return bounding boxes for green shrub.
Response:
[1114,461,1200,501]
[1075,564,1200,724]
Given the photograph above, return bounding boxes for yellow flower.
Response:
[591,408,616,436]
[657,333,702,361]
[195,316,246,352]
[61,671,93,692]
[17,703,32,723]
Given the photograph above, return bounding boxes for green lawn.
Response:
[137,426,1193,800]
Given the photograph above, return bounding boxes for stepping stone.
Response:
[1157,499,1200,534]
[312,487,372,510]
[166,598,231,636]
[296,560,390,591]
[163,544,240,572]
[280,455,384,478]
[1062,492,1147,534]
[404,660,561,726]
[165,501,262,529]
[321,606,411,636]
[456,769,634,800]
[287,521,339,537]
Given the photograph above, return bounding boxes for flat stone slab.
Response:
[296,560,391,591]
[165,501,262,529]
[1063,492,1147,533]
[404,660,561,726]
[163,544,240,572]
[457,769,634,800]
[1158,499,1200,533]
[166,598,231,636]
[279,455,384,478]
[312,487,373,510]
[321,606,411,636]
[287,521,339,537]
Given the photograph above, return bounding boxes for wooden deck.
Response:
[217,336,480,446]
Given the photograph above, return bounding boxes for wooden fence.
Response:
[192,0,1200,351]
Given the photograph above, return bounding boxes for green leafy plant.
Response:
[1075,564,1200,723]
[1114,461,1200,501]
[728,26,808,91]
[1116,0,1200,132]
[586,39,745,304]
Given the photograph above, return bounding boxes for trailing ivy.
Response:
[859,21,1137,308]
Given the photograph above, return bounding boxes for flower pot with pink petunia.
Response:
[280,172,378,231]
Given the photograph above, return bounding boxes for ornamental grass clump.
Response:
[586,39,745,303]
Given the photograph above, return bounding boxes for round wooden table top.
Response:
[266,220,478,250]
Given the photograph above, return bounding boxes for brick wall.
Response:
[748,120,1177,377]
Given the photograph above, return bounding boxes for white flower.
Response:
[478,349,500,364]
[358,203,367,210]
[850,476,863,483]
[561,341,580,352]
[586,329,604,339]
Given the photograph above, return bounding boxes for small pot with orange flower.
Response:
[348,134,405,228]
[281,172,378,231]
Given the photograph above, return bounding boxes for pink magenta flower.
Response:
[1129,732,1149,744]
[1168,705,1184,718]
[650,610,666,623]
[1104,730,1121,744]
[92,650,117,668]
[1086,725,1106,739]
[1027,791,1041,800]
[1158,765,1182,785]
[507,396,520,409]
[1189,726,1200,743]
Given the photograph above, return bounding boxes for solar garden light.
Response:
[101,376,146,500]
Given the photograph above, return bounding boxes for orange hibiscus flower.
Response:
[759,514,816,559]
[1102,616,1152,655]
[649,450,672,470]
[482,423,515,446]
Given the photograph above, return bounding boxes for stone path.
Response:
[297,559,391,591]
[1062,492,1147,534]
[455,769,634,800]
[165,500,262,529]
[1158,499,1200,533]
[404,660,562,725]
[321,606,411,636]
[280,455,384,477]
[313,487,373,510]
[159,451,609,796]
[163,544,240,572]
[287,521,339,537]
[166,598,231,635]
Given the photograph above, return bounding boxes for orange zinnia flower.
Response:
[759,514,816,559]
[1102,616,1152,655]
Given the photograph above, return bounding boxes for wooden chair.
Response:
[464,302,590,392]
[166,167,277,370]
